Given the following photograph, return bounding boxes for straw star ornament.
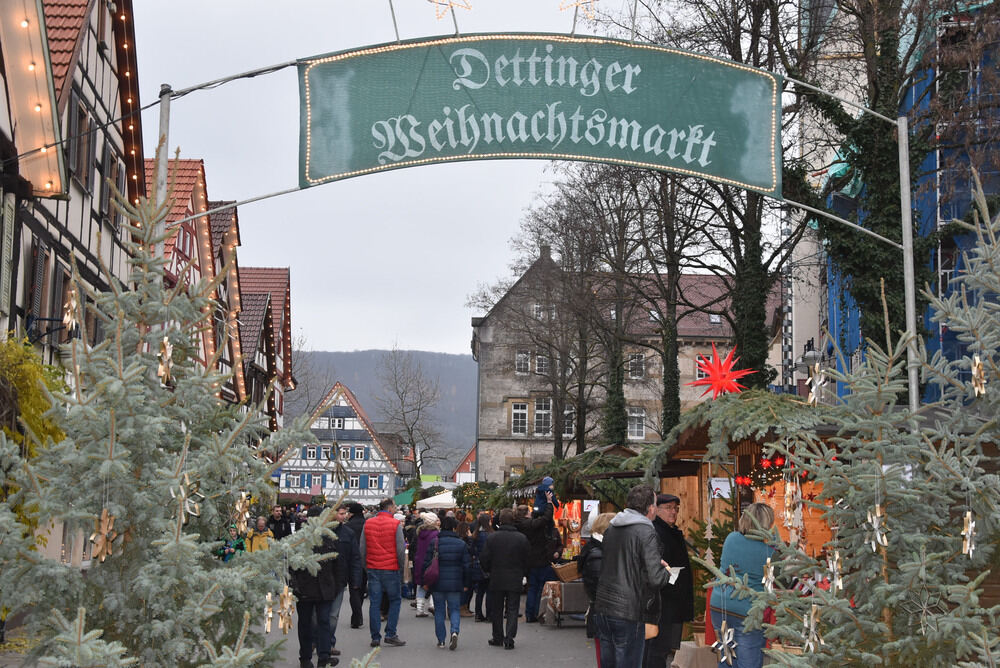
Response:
[89,508,118,562]
[278,584,295,634]
[971,355,986,397]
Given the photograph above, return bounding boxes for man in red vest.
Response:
[359,498,407,648]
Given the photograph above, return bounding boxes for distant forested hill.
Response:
[286,350,477,475]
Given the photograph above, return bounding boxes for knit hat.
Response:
[346,502,364,516]
[541,476,554,487]
[393,512,405,521]
[420,512,439,525]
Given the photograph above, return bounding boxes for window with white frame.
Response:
[341,447,350,460]
[515,350,530,374]
[696,359,709,380]
[353,446,365,460]
[306,445,316,459]
[536,354,550,375]
[534,398,552,435]
[563,407,575,437]
[710,313,722,324]
[628,407,645,439]
[349,475,360,489]
[333,417,345,429]
[312,416,330,429]
[628,353,645,379]
[533,303,555,320]
[320,446,329,460]
[287,473,301,487]
[512,402,528,435]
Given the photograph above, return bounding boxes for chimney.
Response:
[539,243,551,260]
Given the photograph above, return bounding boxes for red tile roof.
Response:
[240,267,292,384]
[144,158,205,256]
[208,200,238,256]
[238,292,270,363]
[43,0,89,105]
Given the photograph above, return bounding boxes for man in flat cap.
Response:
[643,493,694,668]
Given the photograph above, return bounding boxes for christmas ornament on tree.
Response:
[762,557,775,593]
[233,491,252,534]
[971,355,986,397]
[712,618,737,665]
[263,592,274,634]
[807,362,827,406]
[278,584,295,634]
[89,508,118,562]
[827,550,843,593]
[62,285,79,330]
[802,604,825,652]
[962,511,976,557]
[688,343,755,398]
[170,473,204,524]
[157,335,173,382]
[866,504,888,552]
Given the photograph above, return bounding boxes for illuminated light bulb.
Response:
[123,43,128,49]
[40,146,47,153]
[127,97,132,104]
[128,123,133,130]
[132,174,137,180]
[20,19,29,28]
[130,149,135,155]
[34,103,42,112]
[120,14,126,20]
[45,181,53,190]
[125,71,130,77]
[28,62,35,71]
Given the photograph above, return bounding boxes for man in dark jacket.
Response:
[481,507,530,650]
[594,484,673,668]
[644,494,694,668]
[290,506,339,668]
[268,505,292,540]
[514,492,556,622]
[344,502,367,628]
[329,505,363,658]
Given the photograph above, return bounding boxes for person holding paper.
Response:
[643,494,694,668]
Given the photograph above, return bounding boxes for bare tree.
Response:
[373,346,442,477]
[284,330,337,419]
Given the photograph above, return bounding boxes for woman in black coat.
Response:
[480,508,531,649]
[579,512,615,643]
[424,516,471,650]
[469,512,493,621]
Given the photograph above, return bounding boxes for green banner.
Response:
[299,34,782,198]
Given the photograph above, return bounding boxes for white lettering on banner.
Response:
[370,104,718,167]
[449,45,642,96]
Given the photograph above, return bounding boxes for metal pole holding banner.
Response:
[897,116,920,414]
[154,83,172,259]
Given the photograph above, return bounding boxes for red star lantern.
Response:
[688,343,756,398]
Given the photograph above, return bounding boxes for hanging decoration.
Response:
[900,587,946,635]
[971,355,986,397]
[826,550,843,593]
[688,343,756,399]
[761,557,775,593]
[802,603,825,652]
[232,491,252,534]
[807,362,827,406]
[703,545,715,567]
[867,504,888,552]
[62,285,79,331]
[560,0,598,19]
[277,584,295,634]
[89,508,118,562]
[263,592,274,633]
[427,0,471,19]
[749,454,785,488]
[712,618,737,665]
[170,473,205,524]
[962,510,976,558]
[783,474,804,545]
[157,335,173,382]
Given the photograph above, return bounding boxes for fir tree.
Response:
[701,173,1000,666]
[0,178,340,666]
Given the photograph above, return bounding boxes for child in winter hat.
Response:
[534,476,560,513]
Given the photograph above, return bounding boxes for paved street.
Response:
[271,599,592,668]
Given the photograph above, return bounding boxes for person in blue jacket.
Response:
[709,502,775,668]
[424,515,472,650]
[533,476,560,513]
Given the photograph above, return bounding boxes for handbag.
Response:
[423,539,440,589]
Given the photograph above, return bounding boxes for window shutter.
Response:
[100,141,112,215]
[0,193,14,315]
[67,91,80,175]
[306,473,312,487]
[321,474,327,489]
[301,446,307,460]
[379,475,384,489]
[29,239,48,322]
[115,166,127,230]
[284,476,290,488]
[49,268,64,323]
[360,474,368,489]
[84,117,96,191]
[364,446,370,461]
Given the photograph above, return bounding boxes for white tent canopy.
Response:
[415,490,455,509]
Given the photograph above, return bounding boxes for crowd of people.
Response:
[212,482,773,668]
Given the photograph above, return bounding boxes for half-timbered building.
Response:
[279,382,399,505]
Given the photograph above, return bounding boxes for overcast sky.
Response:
[133,1,636,355]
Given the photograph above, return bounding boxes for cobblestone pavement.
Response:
[0,601,594,667]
